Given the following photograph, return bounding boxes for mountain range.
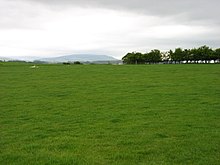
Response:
[38,54,118,63]
[0,54,119,63]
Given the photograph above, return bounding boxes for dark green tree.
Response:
[122,46,220,64]
[175,48,185,63]
[135,52,145,64]
[212,48,220,63]
[122,52,136,64]
[73,61,82,64]
[183,49,191,63]
[170,48,184,63]
[190,48,200,63]
[168,50,174,63]
[144,49,162,64]
[197,45,213,63]
[122,52,144,64]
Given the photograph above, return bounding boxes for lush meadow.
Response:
[0,63,220,164]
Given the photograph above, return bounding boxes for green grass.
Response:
[0,63,220,164]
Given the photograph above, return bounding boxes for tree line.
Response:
[122,46,220,64]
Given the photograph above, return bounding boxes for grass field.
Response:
[0,63,220,164]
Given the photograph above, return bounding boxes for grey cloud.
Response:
[0,0,47,29]
[2,0,220,29]
[19,0,220,25]
[1,0,219,57]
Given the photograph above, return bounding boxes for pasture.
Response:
[0,63,220,164]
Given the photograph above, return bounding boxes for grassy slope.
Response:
[0,63,220,164]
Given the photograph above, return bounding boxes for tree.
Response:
[74,61,82,64]
[170,48,184,63]
[183,49,191,63]
[122,46,220,64]
[190,48,200,63]
[161,51,170,64]
[143,49,161,64]
[197,45,213,63]
[212,48,220,63]
[122,52,136,64]
[168,50,174,63]
[135,52,145,64]
[122,52,144,64]
[175,48,185,63]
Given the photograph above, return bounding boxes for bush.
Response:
[73,61,82,64]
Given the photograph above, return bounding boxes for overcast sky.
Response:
[0,0,220,59]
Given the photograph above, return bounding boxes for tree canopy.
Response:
[122,46,220,64]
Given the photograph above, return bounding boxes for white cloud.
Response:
[0,0,219,59]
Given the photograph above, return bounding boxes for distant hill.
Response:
[0,54,121,64]
[38,54,118,63]
[0,57,14,61]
